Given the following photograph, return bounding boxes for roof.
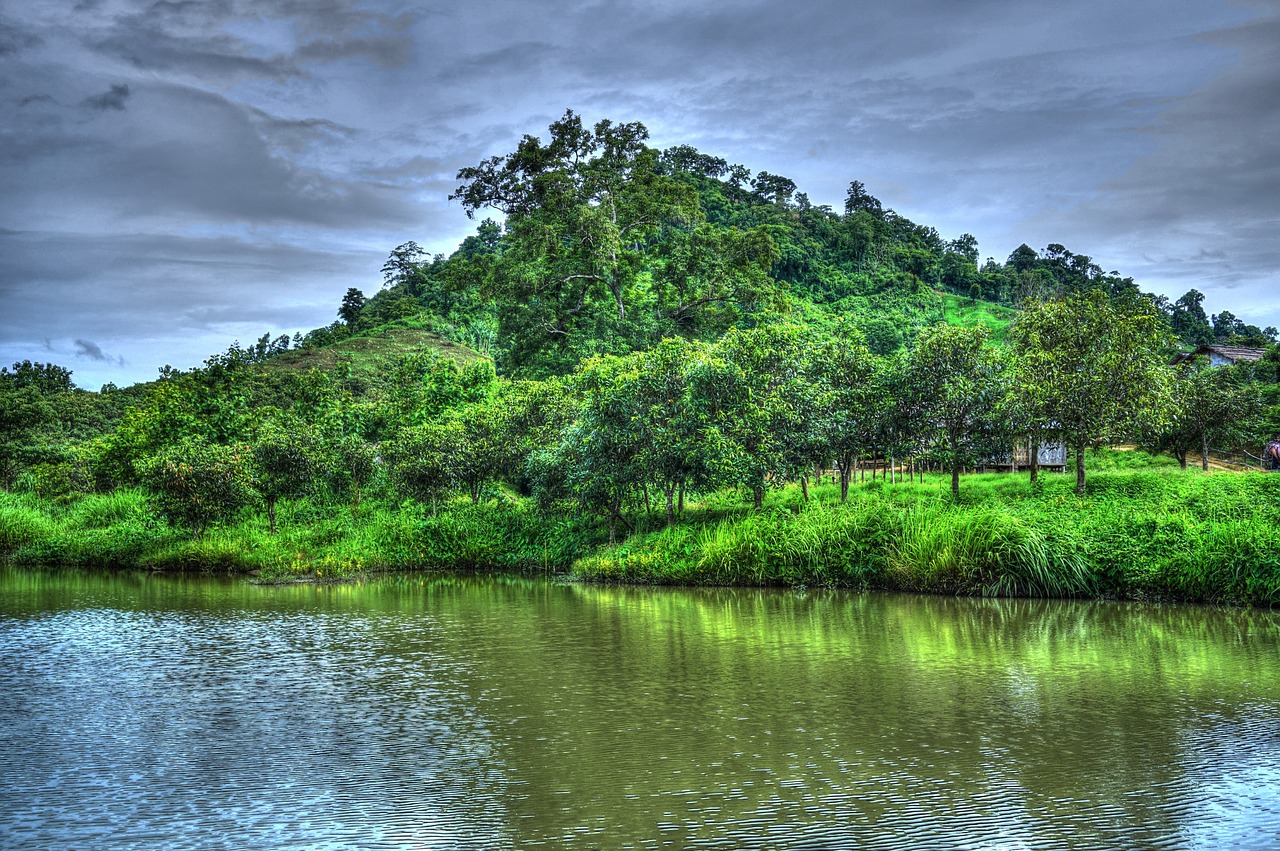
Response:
[1170,344,1267,366]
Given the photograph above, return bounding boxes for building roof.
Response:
[1170,344,1267,366]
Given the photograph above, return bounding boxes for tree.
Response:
[381,241,428,290]
[1007,244,1039,273]
[250,413,317,534]
[0,360,75,394]
[1171,289,1212,346]
[903,325,1009,498]
[139,438,255,540]
[947,233,979,264]
[338,288,366,327]
[1143,359,1260,470]
[451,110,699,373]
[652,224,778,336]
[1008,291,1174,494]
[1212,310,1246,342]
[811,325,881,502]
[627,338,713,526]
[752,171,797,206]
[331,434,377,512]
[387,422,467,513]
[0,381,55,489]
[447,392,514,503]
[843,180,883,217]
[696,325,812,509]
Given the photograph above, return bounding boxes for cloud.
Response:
[0,17,41,56]
[2,0,1278,386]
[1035,6,1280,327]
[74,338,110,361]
[3,81,426,230]
[85,0,419,84]
[82,83,130,110]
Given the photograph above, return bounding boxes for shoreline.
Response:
[4,464,1280,607]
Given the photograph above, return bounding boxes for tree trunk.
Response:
[1177,450,1187,470]
[268,498,277,535]
[1030,436,1040,484]
[1201,435,1210,471]
[951,465,960,500]
[753,487,764,510]
[840,454,852,503]
[800,476,809,502]
[1075,438,1087,495]
[678,485,684,514]
[665,487,675,528]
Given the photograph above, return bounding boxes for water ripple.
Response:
[2,571,1279,849]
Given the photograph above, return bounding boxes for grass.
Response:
[572,461,1280,605]
[269,322,487,378]
[3,454,1278,604]
[941,294,1019,345]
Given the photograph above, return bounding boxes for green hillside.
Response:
[4,111,1280,603]
[270,322,487,377]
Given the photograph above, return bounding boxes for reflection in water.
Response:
[1,568,1278,849]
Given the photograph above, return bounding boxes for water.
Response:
[1,568,1278,849]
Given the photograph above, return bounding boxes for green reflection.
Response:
[2,567,1277,849]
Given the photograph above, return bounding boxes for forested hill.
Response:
[7,111,1280,597]
[317,110,1275,380]
[3,110,1279,503]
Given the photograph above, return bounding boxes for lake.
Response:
[1,567,1277,849]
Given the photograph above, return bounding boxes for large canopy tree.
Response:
[1008,291,1174,494]
[811,324,882,502]
[1142,359,1261,470]
[451,110,699,374]
[904,324,1009,498]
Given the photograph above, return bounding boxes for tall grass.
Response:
[4,462,1279,604]
[887,503,1094,597]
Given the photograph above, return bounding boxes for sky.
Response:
[1,0,1278,389]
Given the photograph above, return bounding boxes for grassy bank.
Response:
[3,457,1279,604]
[0,488,598,582]
[573,462,1280,605]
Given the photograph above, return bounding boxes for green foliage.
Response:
[387,422,462,509]
[0,492,56,554]
[888,503,1094,597]
[10,113,1280,610]
[250,412,318,533]
[138,439,256,539]
[1141,359,1262,469]
[452,110,700,375]
[902,324,1009,497]
[1009,290,1175,493]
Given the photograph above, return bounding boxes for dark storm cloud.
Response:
[82,83,130,110]
[0,16,40,55]
[73,339,110,361]
[89,0,418,83]
[1038,3,1280,323]
[1,0,1277,385]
